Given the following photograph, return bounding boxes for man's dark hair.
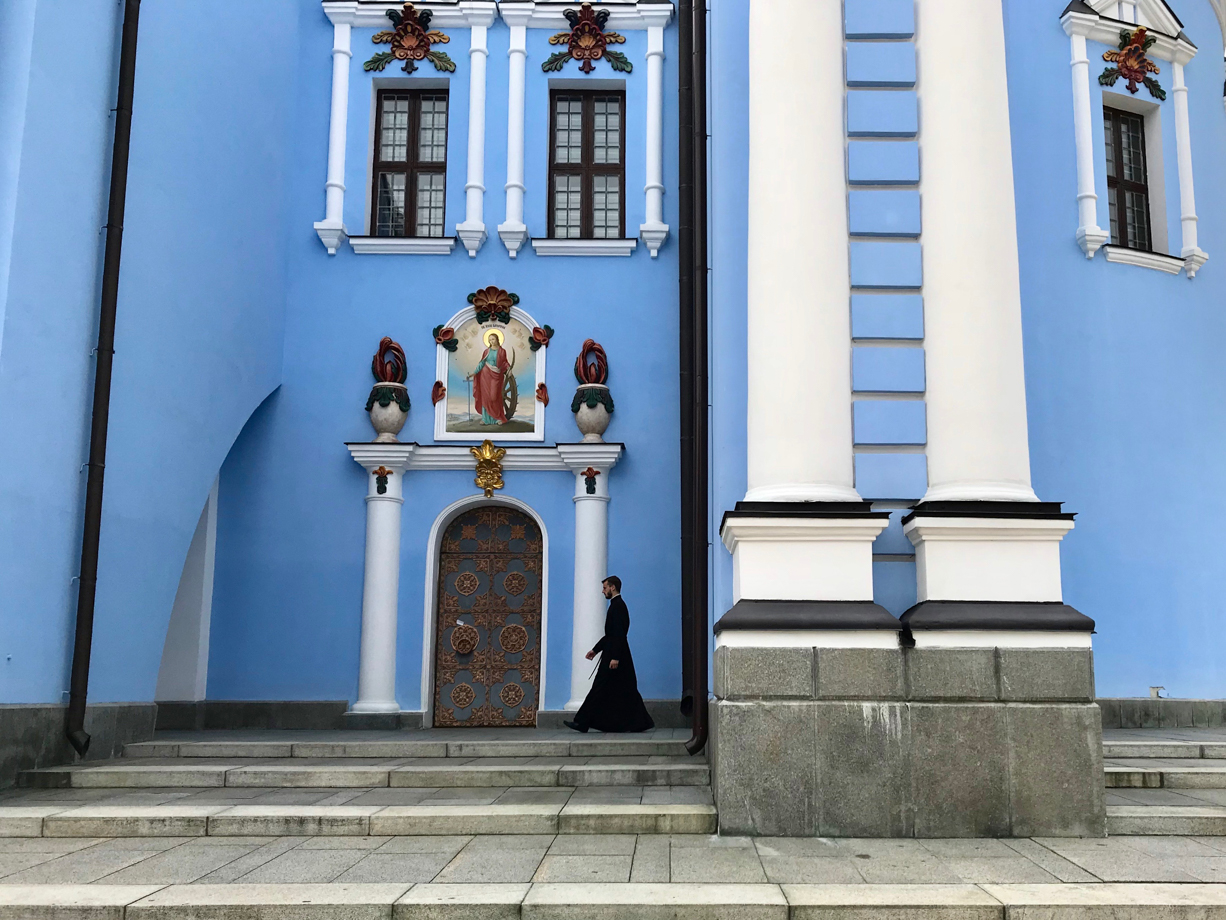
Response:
[603,575,622,591]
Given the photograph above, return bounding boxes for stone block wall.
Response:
[0,703,156,790]
[1098,697,1226,729]
[711,646,1105,838]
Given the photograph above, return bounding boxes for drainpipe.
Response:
[678,0,709,756]
[66,0,142,756]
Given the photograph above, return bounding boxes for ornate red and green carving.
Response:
[366,3,455,74]
[468,286,520,324]
[543,3,632,74]
[1100,28,1165,101]
[366,336,411,412]
[433,325,459,352]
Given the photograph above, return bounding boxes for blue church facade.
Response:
[1,0,1225,738]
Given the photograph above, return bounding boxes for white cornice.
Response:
[902,517,1075,543]
[1085,0,1183,37]
[1061,10,1196,64]
[720,517,890,554]
[345,442,624,471]
[324,1,498,28]
[530,238,638,257]
[556,442,625,470]
[349,236,458,255]
[496,1,673,31]
[1103,245,1184,273]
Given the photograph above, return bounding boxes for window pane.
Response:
[419,95,448,163]
[592,174,620,238]
[416,173,445,238]
[1103,110,1115,179]
[554,96,584,165]
[1125,189,1150,251]
[1109,193,1119,245]
[379,95,411,162]
[593,97,621,165]
[553,174,582,238]
[1120,112,1145,183]
[376,172,407,236]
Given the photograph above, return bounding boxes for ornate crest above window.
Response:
[543,3,632,74]
[365,3,455,73]
[1099,27,1165,99]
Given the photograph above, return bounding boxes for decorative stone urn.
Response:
[366,336,411,443]
[571,339,614,444]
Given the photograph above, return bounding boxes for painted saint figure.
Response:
[473,330,510,425]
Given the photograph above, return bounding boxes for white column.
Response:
[348,444,416,713]
[639,18,670,257]
[1065,32,1109,258]
[917,0,1037,504]
[745,0,857,502]
[314,21,351,255]
[498,13,530,257]
[1171,61,1208,278]
[456,21,492,257]
[557,444,623,710]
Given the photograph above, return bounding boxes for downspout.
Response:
[66,0,142,756]
[679,0,709,756]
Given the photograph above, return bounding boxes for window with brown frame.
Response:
[548,90,626,239]
[1104,106,1152,252]
[371,89,449,238]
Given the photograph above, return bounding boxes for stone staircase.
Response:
[6,730,716,839]
[1104,736,1226,835]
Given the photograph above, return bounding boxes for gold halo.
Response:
[483,329,504,347]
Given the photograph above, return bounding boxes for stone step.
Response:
[124,736,695,760]
[0,800,717,838]
[5,882,1226,920]
[1105,759,1226,789]
[1107,804,1226,835]
[1103,740,1226,759]
[21,757,709,790]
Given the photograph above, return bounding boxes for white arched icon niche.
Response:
[433,304,548,442]
[419,493,551,727]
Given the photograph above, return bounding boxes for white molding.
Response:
[457,21,493,256]
[1061,10,1197,65]
[316,21,353,254]
[556,443,625,471]
[910,630,1093,649]
[1067,33,1109,258]
[323,1,500,29]
[530,238,638,257]
[420,493,550,726]
[347,442,418,471]
[498,18,530,257]
[433,305,547,442]
[715,630,899,650]
[495,0,674,31]
[639,17,671,257]
[349,236,458,254]
[1182,247,1209,278]
[1170,60,1205,277]
[401,442,623,471]
[1084,0,1183,38]
[1103,245,1184,273]
[720,515,888,604]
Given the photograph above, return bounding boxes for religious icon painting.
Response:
[433,293,547,441]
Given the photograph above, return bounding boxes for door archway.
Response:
[433,505,543,727]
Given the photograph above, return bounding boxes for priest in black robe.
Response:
[564,576,655,733]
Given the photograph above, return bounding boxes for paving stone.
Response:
[533,854,632,882]
[95,844,259,884]
[225,765,393,788]
[944,858,1061,884]
[782,883,1001,920]
[192,838,305,883]
[335,853,454,883]
[0,838,103,854]
[0,884,161,920]
[558,803,716,834]
[174,742,294,758]
[419,789,508,806]
[0,854,61,879]
[26,765,229,789]
[546,834,636,855]
[1108,806,1226,836]
[754,838,844,858]
[1000,841,1101,884]
[522,882,788,920]
[759,857,866,884]
[853,854,965,885]
[1032,838,1200,882]
[0,846,161,884]
[345,789,440,807]
[393,883,529,920]
[670,845,768,883]
[558,764,710,786]
[375,836,472,855]
[434,848,547,884]
[296,837,392,850]
[630,835,671,883]
[370,805,562,836]
[207,806,378,837]
[980,882,1226,916]
[234,848,369,883]
[0,806,67,836]
[43,806,226,837]
[126,882,412,919]
[493,788,574,806]
[448,742,571,758]
[1114,836,1226,858]
[293,742,448,759]
[391,765,560,788]
[124,743,181,758]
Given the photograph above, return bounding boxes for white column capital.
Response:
[459,1,498,28]
[347,442,418,475]
[556,442,624,473]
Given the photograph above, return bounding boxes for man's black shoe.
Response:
[563,720,588,733]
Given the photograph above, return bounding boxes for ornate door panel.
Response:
[434,506,542,727]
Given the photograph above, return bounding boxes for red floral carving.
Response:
[573,339,609,385]
[372,337,407,384]
[434,327,455,345]
[536,383,549,406]
[432,381,447,405]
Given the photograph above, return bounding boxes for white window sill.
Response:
[1103,245,1187,275]
[530,238,638,257]
[349,236,457,255]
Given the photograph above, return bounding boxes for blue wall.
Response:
[205,8,683,710]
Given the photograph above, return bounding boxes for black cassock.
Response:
[574,595,655,733]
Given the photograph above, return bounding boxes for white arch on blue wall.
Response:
[419,492,551,726]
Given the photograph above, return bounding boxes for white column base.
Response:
[314,221,348,256]
[1077,226,1109,259]
[498,222,529,258]
[904,515,1074,603]
[639,222,669,258]
[1183,247,1209,278]
[721,513,889,604]
[350,700,401,714]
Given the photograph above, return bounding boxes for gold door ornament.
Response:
[471,439,506,497]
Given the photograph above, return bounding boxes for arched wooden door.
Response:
[434,506,542,727]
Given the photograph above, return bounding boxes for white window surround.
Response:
[1103,89,1169,253]
[497,1,673,258]
[1061,2,1208,278]
[531,238,639,256]
[317,1,499,256]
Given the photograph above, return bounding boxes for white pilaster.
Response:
[557,443,623,710]
[1171,61,1207,278]
[917,0,1037,504]
[639,18,670,257]
[745,0,857,502]
[315,22,352,255]
[1065,32,1109,258]
[498,13,531,257]
[457,19,494,257]
[348,443,417,713]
